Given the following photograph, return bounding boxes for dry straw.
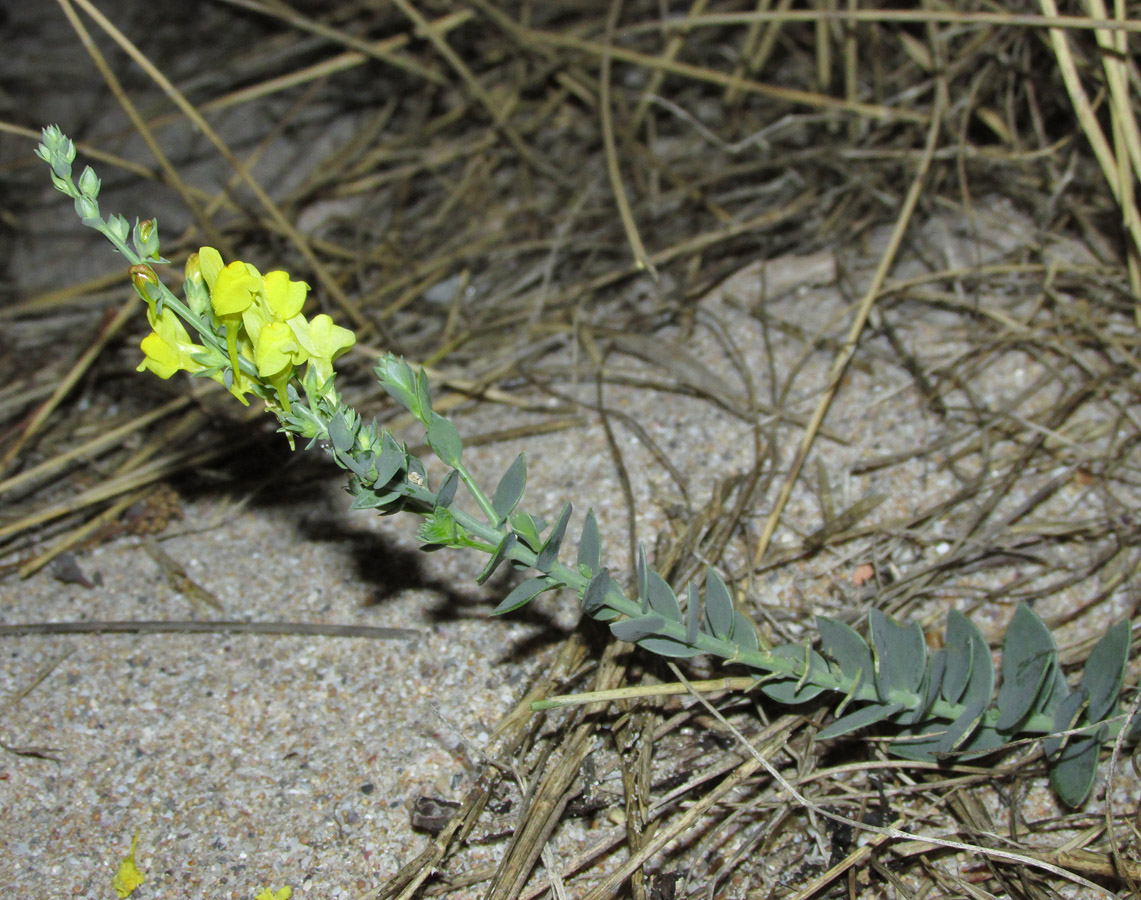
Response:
[6,2,1141,897]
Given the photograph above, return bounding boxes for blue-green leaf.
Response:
[817,615,873,696]
[935,698,987,754]
[704,568,734,641]
[477,532,517,585]
[373,431,405,486]
[636,544,650,613]
[759,643,828,703]
[1050,730,1102,807]
[509,511,543,551]
[328,411,355,452]
[1044,688,1088,760]
[869,608,926,698]
[492,453,527,526]
[644,569,681,622]
[611,613,666,643]
[995,604,1057,732]
[638,636,701,658]
[888,722,947,762]
[582,569,611,614]
[435,469,459,509]
[426,412,463,467]
[415,367,434,418]
[733,611,760,654]
[817,702,905,741]
[1082,619,1130,723]
[905,648,945,725]
[577,509,601,574]
[942,610,990,706]
[492,576,556,616]
[536,502,572,571]
[376,356,418,413]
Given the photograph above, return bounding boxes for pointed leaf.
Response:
[492,576,555,615]
[509,511,543,551]
[900,650,945,726]
[1081,619,1130,723]
[869,608,926,698]
[478,532,518,585]
[888,722,947,762]
[492,453,527,525]
[996,604,1057,732]
[942,609,990,706]
[950,722,1006,761]
[1050,731,1102,807]
[536,502,572,571]
[415,367,433,417]
[611,613,667,643]
[577,509,601,574]
[435,469,459,509]
[1044,688,1088,760]
[935,698,987,754]
[733,611,760,654]
[426,412,463,467]
[581,569,611,615]
[328,412,354,452]
[637,636,701,658]
[817,702,905,741]
[704,568,734,641]
[817,615,873,695]
[644,569,681,622]
[373,431,406,487]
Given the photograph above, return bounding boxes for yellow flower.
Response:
[263,270,308,319]
[288,313,356,385]
[137,307,204,380]
[254,320,308,412]
[197,245,224,288]
[210,260,262,316]
[255,320,307,379]
[254,888,292,900]
[180,246,356,411]
[208,259,263,377]
[111,831,146,898]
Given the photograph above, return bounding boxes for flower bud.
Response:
[133,218,161,260]
[74,195,99,224]
[130,263,160,304]
[78,165,101,199]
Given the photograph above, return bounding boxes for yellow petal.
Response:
[289,313,355,361]
[255,320,307,378]
[197,246,224,291]
[137,331,181,379]
[111,832,146,899]
[211,261,262,316]
[263,270,308,320]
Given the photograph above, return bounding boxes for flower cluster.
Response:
[133,247,355,413]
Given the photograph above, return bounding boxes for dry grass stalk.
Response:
[4,2,1141,897]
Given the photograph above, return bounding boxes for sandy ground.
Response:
[5,197,1138,897]
[3,4,1139,897]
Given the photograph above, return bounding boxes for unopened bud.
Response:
[183,252,211,317]
[130,263,160,304]
[133,218,161,260]
[78,165,101,199]
[74,195,99,223]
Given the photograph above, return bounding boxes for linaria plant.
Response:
[37,125,1138,808]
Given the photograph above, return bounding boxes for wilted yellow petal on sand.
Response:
[111,831,145,898]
